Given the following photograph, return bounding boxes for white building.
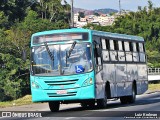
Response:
[74,13,79,23]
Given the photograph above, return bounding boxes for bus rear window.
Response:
[33,32,89,44]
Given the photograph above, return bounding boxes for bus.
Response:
[30,28,148,112]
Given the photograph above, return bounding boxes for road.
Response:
[1,91,160,120]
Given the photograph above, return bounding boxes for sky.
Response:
[65,0,160,11]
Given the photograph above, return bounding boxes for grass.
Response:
[0,95,32,108]
[0,83,160,108]
[148,83,160,92]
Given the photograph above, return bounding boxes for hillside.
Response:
[74,8,118,15]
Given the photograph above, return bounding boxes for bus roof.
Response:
[32,28,144,42]
[92,30,144,42]
[32,28,90,37]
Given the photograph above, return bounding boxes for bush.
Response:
[0,53,30,101]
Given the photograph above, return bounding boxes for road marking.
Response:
[89,107,121,112]
[65,117,76,119]
[82,113,93,116]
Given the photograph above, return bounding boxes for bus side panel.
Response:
[95,70,105,99]
[137,64,148,95]
[116,64,127,97]
[125,64,138,96]
[101,64,117,98]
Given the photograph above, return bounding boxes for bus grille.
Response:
[47,92,77,97]
[44,79,78,86]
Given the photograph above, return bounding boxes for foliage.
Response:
[84,1,160,67]
[94,12,100,16]
[0,0,69,101]
[0,53,30,101]
[94,8,118,14]
[78,12,85,21]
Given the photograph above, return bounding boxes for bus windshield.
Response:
[31,43,93,76]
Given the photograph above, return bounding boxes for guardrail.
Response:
[148,68,160,75]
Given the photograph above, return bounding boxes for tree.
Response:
[78,12,85,21]
[0,11,8,29]
[94,12,100,16]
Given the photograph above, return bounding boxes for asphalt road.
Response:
[1,91,160,120]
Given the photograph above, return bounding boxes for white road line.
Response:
[65,117,76,119]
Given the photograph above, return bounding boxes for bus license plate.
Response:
[57,90,67,94]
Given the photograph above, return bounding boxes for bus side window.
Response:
[118,41,125,61]
[139,43,146,62]
[102,39,106,49]
[110,40,118,61]
[102,39,110,62]
[132,42,139,62]
[125,41,132,62]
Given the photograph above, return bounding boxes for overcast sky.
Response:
[65,0,160,11]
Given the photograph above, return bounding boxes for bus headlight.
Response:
[31,82,40,89]
[82,78,93,87]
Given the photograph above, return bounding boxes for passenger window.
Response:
[124,42,129,51]
[102,39,106,49]
[102,51,109,61]
[110,40,114,50]
[139,43,144,52]
[132,43,137,52]
[118,41,123,51]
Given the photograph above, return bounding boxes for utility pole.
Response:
[61,0,74,27]
[70,0,74,27]
[119,0,121,15]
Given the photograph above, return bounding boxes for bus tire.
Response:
[120,96,128,104]
[81,103,88,108]
[49,101,60,112]
[81,100,95,108]
[97,91,107,108]
[128,85,136,103]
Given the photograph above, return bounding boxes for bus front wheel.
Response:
[49,101,60,112]
[97,91,107,108]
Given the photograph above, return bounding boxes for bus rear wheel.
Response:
[120,96,128,104]
[128,85,136,103]
[120,85,136,104]
[49,101,60,112]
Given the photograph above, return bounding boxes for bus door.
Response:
[93,37,104,99]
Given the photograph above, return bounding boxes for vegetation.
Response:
[94,8,118,14]
[84,1,160,67]
[0,95,32,108]
[0,0,70,102]
[148,83,160,92]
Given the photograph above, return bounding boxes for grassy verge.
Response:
[0,95,32,108]
[148,83,160,92]
[0,83,160,108]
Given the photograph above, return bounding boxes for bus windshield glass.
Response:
[31,43,93,76]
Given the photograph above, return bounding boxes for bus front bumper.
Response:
[31,85,95,102]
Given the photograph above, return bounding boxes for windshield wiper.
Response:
[44,42,54,62]
[67,41,77,58]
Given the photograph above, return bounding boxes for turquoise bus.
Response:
[30,28,148,112]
